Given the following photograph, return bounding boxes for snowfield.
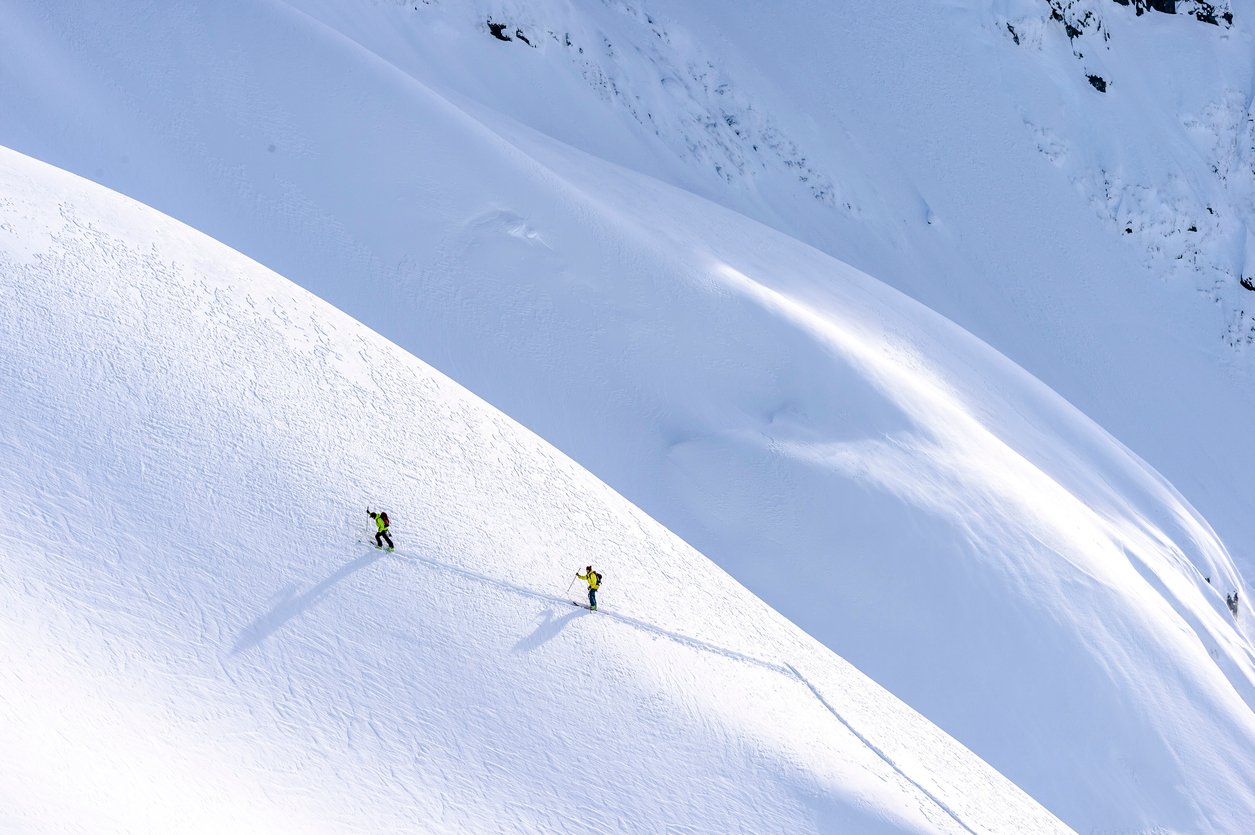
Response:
[2,0,1254,831]
[0,147,1069,833]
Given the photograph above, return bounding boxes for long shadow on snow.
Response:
[228,546,977,828]
[512,606,586,653]
[231,550,386,654]
[413,550,983,829]
[229,543,783,675]
[381,547,795,677]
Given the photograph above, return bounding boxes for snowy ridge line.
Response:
[786,663,979,835]
[0,141,1073,834]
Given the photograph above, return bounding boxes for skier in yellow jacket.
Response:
[367,508,394,551]
[576,565,601,611]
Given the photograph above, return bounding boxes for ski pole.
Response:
[565,572,578,596]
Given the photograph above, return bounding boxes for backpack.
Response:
[380,511,391,528]
[595,571,603,585]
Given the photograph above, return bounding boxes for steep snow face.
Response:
[986,0,1252,338]
[326,0,1254,343]
[2,2,1255,831]
[337,0,1255,585]
[0,147,1072,834]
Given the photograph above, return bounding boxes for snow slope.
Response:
[0,147,1071,833]
[2,1,1255,831]
[361,0,1255,587]
[621,0,1255,583]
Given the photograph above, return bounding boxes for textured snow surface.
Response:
[3,1,1255,831]
[0,148,1070,834]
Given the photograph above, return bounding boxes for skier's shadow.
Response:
[512,606,586,654]
[391,549,791,676]
[231,550,386,654]
[232,545,789,680]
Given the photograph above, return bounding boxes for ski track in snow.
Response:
[785,664,977,835]
[244,537,993,833]
[0,147,1071,834]
[2,1,1255,831]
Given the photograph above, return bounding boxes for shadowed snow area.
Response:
[2,1,1255,832]
[0,148,1069,833]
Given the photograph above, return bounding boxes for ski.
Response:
[571,601,599,611]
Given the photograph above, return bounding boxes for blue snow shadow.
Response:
[512,605,586,654]
[231,549,386,654]
[235,545,780,682]
[227,546,950,827]
[386,550,794,677]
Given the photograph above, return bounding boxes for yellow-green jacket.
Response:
[577,569,600,590]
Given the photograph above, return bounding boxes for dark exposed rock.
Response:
[1046,2,1102,46]
[1087,74,1108,92]
[1111,0,1232,26]
[487,19,511,41]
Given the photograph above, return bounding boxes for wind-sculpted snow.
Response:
[2,1,1255,831]
[0,148,1072,833]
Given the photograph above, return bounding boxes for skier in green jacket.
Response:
[368,509,394,551]
[576,565,601,611]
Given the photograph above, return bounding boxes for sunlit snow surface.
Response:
[2,0,1254,831]
[0,148,1075,833]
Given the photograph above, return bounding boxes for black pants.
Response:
[588,588,597,609]
[375,529,394,549]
